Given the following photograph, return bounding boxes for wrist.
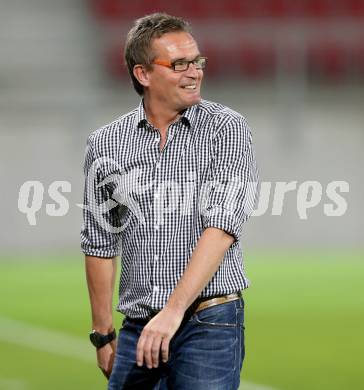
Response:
[91,323,114,334]
[89,328,116,349]
[91,313,113,334]
[165,296,188,316]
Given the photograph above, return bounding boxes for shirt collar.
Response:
[135,99,150,131]
[134,99,199,131]
[179,103,198,129]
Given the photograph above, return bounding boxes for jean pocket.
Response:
[191,301,239,328]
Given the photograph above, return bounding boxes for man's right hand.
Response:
[97,339,117,379]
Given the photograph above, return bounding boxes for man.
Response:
[81,13,258,390]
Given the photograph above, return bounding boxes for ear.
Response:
[133,64,151,88]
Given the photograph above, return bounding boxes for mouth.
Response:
[181,84,197,90]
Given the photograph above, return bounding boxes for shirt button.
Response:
[154,224,159,231]
[154,193,159,199]
[153,286,159,292]
[154,255,158,261]
[156,163,161,169]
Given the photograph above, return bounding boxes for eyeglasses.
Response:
[152,57,207,72]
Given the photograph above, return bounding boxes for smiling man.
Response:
[81,13,258,390]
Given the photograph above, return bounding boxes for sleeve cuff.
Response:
[81,245,120,258]
[202,213,241,242]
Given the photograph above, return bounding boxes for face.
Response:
[143,31,204,113]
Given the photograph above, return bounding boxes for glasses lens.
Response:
[194,57,206,69]
[173,61,188,71]
[172,57,207,71]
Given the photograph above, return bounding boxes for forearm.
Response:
[165,227,235,314]
[85,255,117,332]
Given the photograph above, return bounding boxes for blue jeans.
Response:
[108,297,245,390]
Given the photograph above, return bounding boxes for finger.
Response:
[161,337,170,363]
[151,334,163,368]
[101,367,109,379]
[98,360,112,379]
[136,333,147,367]
[106,353,115,378]
[142,331,155,369]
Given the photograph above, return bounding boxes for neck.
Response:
[143,97,181,132]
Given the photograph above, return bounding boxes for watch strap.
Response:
[90,328,116,349]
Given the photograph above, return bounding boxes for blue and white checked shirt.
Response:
[81,99,258,318]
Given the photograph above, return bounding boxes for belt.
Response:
[193,292,241,313]
[125,292,241,325]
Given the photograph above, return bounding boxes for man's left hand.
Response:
[136,306,185,369]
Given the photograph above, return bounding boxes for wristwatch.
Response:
[89,328,116,349]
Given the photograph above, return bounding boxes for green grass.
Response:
[0,250,363,390]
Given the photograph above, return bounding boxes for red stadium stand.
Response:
[89,0,364,20]
[268,0,290,18]
[237,42,276,78]
[88,0,364,81]
[305,0,333,18]
[308,41,348,80]
[104,43,127,78]
[200,44,225,78]
[354,41,364,75]
[347,0,364,16]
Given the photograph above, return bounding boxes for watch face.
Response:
[90,331,103,348]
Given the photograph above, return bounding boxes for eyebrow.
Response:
[171,54,201,63]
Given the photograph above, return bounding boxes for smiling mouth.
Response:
[181,85,197,90]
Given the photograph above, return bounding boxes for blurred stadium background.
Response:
[0,0,363,389]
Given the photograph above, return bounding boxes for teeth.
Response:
[184,85,196,89]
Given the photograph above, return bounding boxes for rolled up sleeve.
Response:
[201,116,259,242]
[80,133,122,258]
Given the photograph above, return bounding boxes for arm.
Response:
[165,227,234,313]
[81,134,122,378]
[85,255,117,378]
[136,227,234,369]
[85,255,117,333]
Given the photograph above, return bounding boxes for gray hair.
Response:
[124,13,192,95]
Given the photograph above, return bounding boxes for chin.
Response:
[176,91,201,111]
[186,94,201,107]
